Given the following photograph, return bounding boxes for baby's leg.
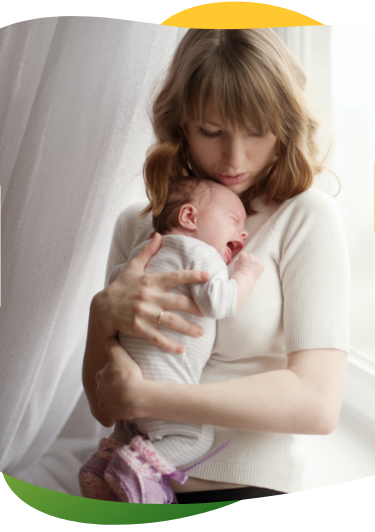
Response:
[102,423,214,504]
[136,418,214,467]
[78,437,123,500]
[104,437,179,504]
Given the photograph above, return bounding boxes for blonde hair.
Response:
[142,29,325,218]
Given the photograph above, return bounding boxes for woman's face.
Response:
[185,98,278,195]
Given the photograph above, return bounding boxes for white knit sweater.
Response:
[105,189,350,493]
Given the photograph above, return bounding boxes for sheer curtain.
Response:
[0,17,186,493]
[274,26,332,150]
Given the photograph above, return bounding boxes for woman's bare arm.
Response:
[96,339,347,435]
[82,233,210,425]
[82,312,116,427]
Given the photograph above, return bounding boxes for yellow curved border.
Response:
[162,1,322,28]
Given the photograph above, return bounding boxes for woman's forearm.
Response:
[139,349,347,435]
[141,372,313,434]
[82,295,116,427]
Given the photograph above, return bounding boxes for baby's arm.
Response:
[231,252,264,311]
[189,246,263,320]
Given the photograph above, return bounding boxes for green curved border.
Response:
[3,474,236,524]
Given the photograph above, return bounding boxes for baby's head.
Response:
[152,178,248,264]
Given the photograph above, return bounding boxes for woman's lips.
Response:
[217,173,247,186]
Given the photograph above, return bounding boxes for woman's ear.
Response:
[178,204,198,231]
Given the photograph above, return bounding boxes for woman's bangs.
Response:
[182,60,271,135]
[182,77,210,124]
[212,68,270,135]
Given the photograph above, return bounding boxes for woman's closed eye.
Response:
[198,127,222,138]
[198,126,262,139]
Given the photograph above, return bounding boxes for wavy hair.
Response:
[142,29,327,218]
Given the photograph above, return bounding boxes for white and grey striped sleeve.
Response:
[187,245,238,320]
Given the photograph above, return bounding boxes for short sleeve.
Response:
[277,190,350,355]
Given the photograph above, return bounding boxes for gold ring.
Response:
[157,311,165,325]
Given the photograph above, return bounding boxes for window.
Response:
[276,26,375,431]
[329,26,375,432]
[330,26,375,361]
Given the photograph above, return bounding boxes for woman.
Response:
[83,28,349,502]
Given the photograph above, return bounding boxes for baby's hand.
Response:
[233,252,264,280]
[231,253,263,311]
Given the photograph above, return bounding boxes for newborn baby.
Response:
[79,177,263,504]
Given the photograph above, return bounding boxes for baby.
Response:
[79,177,263,504]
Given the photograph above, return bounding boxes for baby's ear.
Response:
[178,204,198,231]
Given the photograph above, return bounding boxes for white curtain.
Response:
[274,26,331,112]
[0,17,186,492]
[274,26,332,155]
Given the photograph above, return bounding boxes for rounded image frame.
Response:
[2,1,331,526]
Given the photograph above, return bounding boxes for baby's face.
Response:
[195,186,248,264]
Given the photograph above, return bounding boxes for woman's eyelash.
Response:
[246,130,262,137]
[198,127,262,138]
[198,128,221,137]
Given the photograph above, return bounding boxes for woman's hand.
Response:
[95,338,146,422]
[83,233,210,426]
[92,233,209,354]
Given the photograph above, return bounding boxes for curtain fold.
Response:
[0,17,186,475]
[273,27,333,201]
[0,18,58,206]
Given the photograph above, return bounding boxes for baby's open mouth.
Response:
[226,241,244,263]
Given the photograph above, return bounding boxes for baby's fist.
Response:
[234,252,264,280]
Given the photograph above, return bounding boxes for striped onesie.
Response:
[110,234,238,467]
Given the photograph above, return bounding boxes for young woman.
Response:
[83,28,350,503]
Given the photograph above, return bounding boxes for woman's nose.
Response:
[222,136,245,170]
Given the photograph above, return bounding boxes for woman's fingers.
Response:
[116,292,205,352]
[126,233,210,289]
[119,311,201,354]
[156,291,204,316]
[127,233,163,272]
[156,269,210,291]
[160,311,204,344]
[95,236,210,350]
[158,311,204,338]
[143,327,187,354]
